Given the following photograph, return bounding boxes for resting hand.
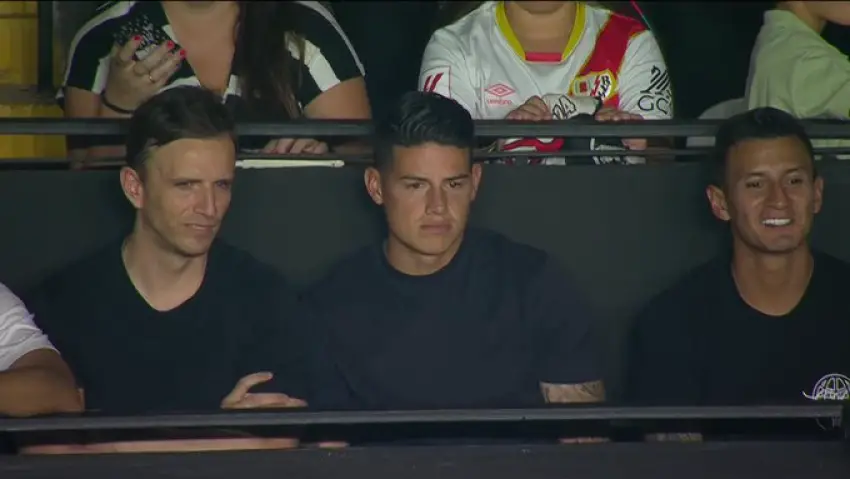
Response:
[221,372,307,409]
[505,96,552,122]
[263,138,329,155]
[594,107,647,151]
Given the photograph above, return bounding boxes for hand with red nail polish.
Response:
[103,35,185,111]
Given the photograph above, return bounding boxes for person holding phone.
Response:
[60,1,370,165]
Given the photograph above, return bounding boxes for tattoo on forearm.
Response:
[540,380,605,403]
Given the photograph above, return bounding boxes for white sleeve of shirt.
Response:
[419,30,479,116]
[0,283,55,371]
[617,31,674,120]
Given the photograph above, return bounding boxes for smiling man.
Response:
[22,86,306,452]
[302,92,603,442]
[625,108,850,430]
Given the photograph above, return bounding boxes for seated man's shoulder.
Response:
[635,256,728,325]
[307,243,381,294]
[468,228,552,277]
[35,239,124,294]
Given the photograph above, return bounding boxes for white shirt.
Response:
[0,282,54,371]
[419,1,673,121]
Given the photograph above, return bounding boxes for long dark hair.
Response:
[234,1,306,118]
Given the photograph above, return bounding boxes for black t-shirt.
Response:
[624,251,850,436]
[303,228,601,412]
[25,239,306,415]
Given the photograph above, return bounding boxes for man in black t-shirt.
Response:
[23,86,306,453]
[624,108,850,438]
[302,92,603,440]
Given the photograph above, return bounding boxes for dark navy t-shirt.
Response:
[302,228,601,415]
[623,251,850,438]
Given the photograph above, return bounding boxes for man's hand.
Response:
[594,106,647,151]
[505,96,552,121]
[263,138,329,155]
[221,372,307,409]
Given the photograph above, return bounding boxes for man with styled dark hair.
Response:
[303,91,603,438]
[624,107,850,438]
[23,86,306,453]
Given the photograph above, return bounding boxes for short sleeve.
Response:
[292,1,365,109]
[622,292,700,405]
[0,283,55,371]
[617,31,674,120]
[528,260,601,385]
[419,29,479,116]
[786,51,850,120]
[57,4,130,104]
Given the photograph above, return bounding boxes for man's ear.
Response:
[813,175,824,214]
[470,162,483,200]
[120,166,144,209]
[706,184,730,222]
[364,167,384,206]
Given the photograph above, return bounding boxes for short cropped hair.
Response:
[711,107,815,188]
[373,91,475,171]
[126,86,236,174]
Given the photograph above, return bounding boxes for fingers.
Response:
[114,35,143,65]
[595,107,642,123]
[506,96,551,121]
[134,41,176,75]
[148,49,184,86]
[264,138,328,155]
[228,393,307,410]
[594,108,646,150]
[221,372,273,407]
[622,138,648,151]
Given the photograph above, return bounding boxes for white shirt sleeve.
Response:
[617,31,673,120]
[419,29,480,116]
[787,51,850,120]
[0,283,55,371]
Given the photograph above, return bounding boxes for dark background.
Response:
[3,163,850,397]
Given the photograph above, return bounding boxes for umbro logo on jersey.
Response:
[484,83,515,106]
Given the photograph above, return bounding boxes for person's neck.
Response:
[778,2,827,34]
[122,228,208,303]
[504,1,577,42]
[731,242,814,317]
[385,234,464,277]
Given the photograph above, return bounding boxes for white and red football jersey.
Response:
[419,1,673,122]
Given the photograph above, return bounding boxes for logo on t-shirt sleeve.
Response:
[421,66,451,97]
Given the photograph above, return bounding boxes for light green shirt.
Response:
[746,10,850,156]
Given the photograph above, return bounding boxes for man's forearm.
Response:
[0,366,82,417]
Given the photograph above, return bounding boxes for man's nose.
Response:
[425,186,447,214]
[195,186,218,217]
[766,182,789,208]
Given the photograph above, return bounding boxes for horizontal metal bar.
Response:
[1,118,849,139]
[5,146,850,170]
[0,405,842,433]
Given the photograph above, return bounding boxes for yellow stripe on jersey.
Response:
[495,1,586,63]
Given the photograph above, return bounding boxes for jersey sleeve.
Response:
[57,6,127,104]
[528,260,601,386]
[419,29,479,116]
[292,2,366,109]
[617,31,673,120]
[0,283,55,371]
